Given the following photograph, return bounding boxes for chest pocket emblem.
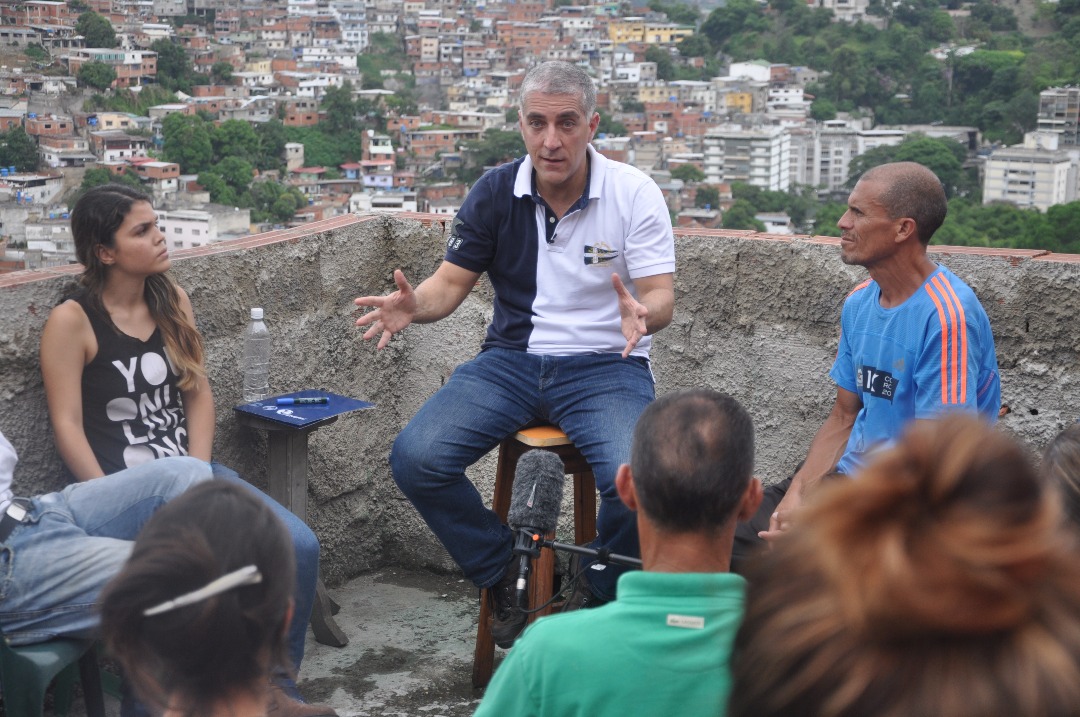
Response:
[583,243,619,266]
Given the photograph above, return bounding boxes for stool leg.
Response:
[573,471,597,545]
[473,588,497,689]
[472,439,519,689]
[529,534,557,620]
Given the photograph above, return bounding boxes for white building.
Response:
[157,207,252,250]
[982,132,1079,211]
[703,125,791,191]
[349,191,418,213]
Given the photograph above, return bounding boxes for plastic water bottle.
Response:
[242,307,271,402]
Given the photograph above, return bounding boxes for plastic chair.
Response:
[0,625,106,717]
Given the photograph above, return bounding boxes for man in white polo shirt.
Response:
[354,61,675,647]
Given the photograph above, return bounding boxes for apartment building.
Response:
[703,125,791,191]
[983,132,1079,211]
[1038,86,1080,147]
[65,48,157,89]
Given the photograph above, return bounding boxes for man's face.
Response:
[837,179,903,268]
[519,91,600,196]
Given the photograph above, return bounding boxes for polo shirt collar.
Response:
[513,144,605,205]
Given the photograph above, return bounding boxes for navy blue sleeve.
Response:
[445,171,497,274]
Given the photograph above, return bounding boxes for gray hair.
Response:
[518,61,596,117]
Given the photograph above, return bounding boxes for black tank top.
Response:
[73,293,189,475]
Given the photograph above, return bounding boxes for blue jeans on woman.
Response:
[210,463,319,674]
[390,347,655,601]
[0,456,212,645]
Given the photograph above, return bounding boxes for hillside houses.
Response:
[0,0,1077,273]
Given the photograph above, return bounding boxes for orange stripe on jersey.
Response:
[846,279,872,298]
[937,275,969,403]
[925,283,950,404]
[926,276,969,405]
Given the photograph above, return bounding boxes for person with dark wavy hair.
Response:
[101,481,295,717]
[40,184,331,717]
[729,415,1080,717]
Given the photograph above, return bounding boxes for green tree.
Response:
[77,61,116,91]
[248,181,306,223]
[671,164,705,182]
[321,82,358,134]
[152,39,196,93]
[0,126,39,171]
[648,0,700,25]
[460,129,526,181]
[700,0,769,47]
[847,135,971,198]
[71,167,143,205]
[211,119,261,165]
[645,46,675,81]
[254,120,288,171]
[75,11,117,48]
[210,61,233,84]
[695,185,720,209]
[812,202,847,236]
[597,110,627,136]
[723,199,766,230]
[196,171,237,205]
[216,156,254,193]
[24,44,49,63]
[1046,202,1080,253]
[676,34,712,58]
[162,113,213,173]
[810,98,837,121]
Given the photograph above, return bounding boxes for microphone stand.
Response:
[542,538,643,569]
[515,528,643,569]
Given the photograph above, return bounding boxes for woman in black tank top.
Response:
[39,184,333,716]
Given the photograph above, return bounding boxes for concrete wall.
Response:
[2,214,1078,584]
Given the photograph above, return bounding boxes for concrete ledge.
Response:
[3,213,1078,584]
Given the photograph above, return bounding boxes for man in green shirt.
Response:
[474,389,763,717]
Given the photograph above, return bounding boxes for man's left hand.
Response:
[612,274,647,359]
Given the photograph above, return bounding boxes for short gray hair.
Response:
[518,61,596,117]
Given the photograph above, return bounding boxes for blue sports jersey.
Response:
[830,265,1001,475]
[444,146,675,356]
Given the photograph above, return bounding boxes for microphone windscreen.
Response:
[508,449,565,532]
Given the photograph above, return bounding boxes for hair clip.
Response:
[143,565,262,617]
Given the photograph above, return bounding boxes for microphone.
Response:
[507,449,565,606]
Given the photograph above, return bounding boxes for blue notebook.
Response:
[234,389,374,428]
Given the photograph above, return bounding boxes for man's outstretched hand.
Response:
[354,269,417,350]
[612,273,648,359]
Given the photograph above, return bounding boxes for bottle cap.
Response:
[250,307,264,320]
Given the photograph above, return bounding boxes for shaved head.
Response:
[858,162,947,244]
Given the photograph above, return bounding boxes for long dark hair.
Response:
[71,183,205,390]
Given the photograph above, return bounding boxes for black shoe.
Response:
[489,558,528,649]
[562,554,609,612]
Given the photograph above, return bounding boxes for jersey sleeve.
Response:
[912,276,983,417]
[623,178,675,280]
[444,173,497,274]
[829,302,858,394]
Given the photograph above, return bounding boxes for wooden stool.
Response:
[472,424,597,689]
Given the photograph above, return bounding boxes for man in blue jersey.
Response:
[354,61,675,647]
[732,161,1000,569]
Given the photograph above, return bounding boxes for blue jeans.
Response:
[390,348,655,600]
[210,463,318,673]
[0,456,212,645]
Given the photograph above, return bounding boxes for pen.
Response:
[276,397,329,405]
